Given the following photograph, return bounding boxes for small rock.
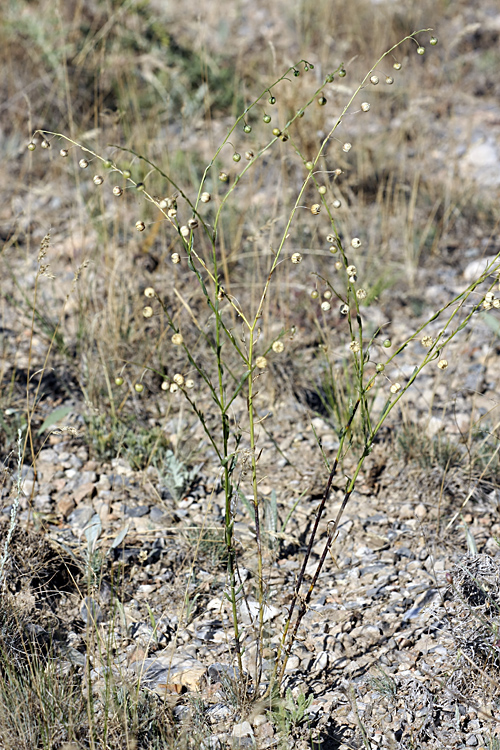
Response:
[232,721,253,738]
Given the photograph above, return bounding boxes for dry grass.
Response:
[1,0,500,747]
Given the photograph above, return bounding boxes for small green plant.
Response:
[268,687,313,738]
[369,666,397,700]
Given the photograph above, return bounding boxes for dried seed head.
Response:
[340,304,349,315]
[201,191,211,203]
[332,199,341,208]
[390,382,401,394]
[311,204,321,215]
[180,225,190,238]
[79,159,89,168]
[27,142,36,151]
[356,288,367,300]
[60,148,69,157]
[321,301,331,311]
[93,175,103,185]
[134,383,144,393]
[135,221,146,232]
[361,102,370,112]
[370,75,379,85]
[173,373,184,386]
[385,76,394,85]
[188,218,198,230]
[170,383,179,393]
[421,335,433,348]
[351,237,362,249]
[326,234,335,243]
[167,208,177,219]
[142,306,153,318]
[291,252,303,264]
[171,253,181,264]
[437,359,448,370]
[172,333,184,345]
[342,142,352,152]
[161,380,170,391]
[272,340,285,353]
[255,356,268,369]
[185,378,195,389]
[245,151,254,160]
[349,341,360,353]
[346,265,357,276]
[112,186,123,197]
[144,287,155,298]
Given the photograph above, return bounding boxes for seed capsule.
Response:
[430,37,438,46]
[311,204,321,215]
[318,96,327,106]
[393,62,402,70]
[332,199,341,208]
[291,252,303,263]
[243,124,252,133]
[361,102,370,112]
[135,221,146,232]
[370,75,379,85]
[245,150,254,160]
[79,159,89,169]
[338,69,346,78]
[417,46,425,55]
[351,237,362,249]
[123,169,131,179]
[188,218,198,229]
[134,383,144,393]
[27,142,36,151]
[113,186,123,196]
[263,114,271,123]
[41,139,50,149]
[115,376,124,386]
[219,171,229,182]
[385,76,394,85]
[268,96,276,105]
[200,192,211,203]
[342,142,352,152]
[232,152,241,162]
[93,175,103,185]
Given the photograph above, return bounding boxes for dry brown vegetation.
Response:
[1,0,500,748]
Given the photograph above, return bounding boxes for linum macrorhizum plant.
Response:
[30,30,500,697]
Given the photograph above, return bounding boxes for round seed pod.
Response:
[268,96,276,105]
[370,75,379,85]
[200,192,211,203]
[219,172,229,182]
[27,142,36,151]
[243,124,252,133]
[361,102,370,112]
[123,169,131,179]
[79,159,89,169]
[93,175,103,185]
[417,46,425,55]
[112,186,123,196]
[385,76,394,85]
[338,69,346,77]
[232,152,241,162]
[188,218,198,229]
[134,383,144,393]
[135,221,146,232]
[332,199,341,208]
[115,376,124,386]
[263,114,271,123]
[41,139,50,149]
[311,204,321,215]
[318,96,327,106]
